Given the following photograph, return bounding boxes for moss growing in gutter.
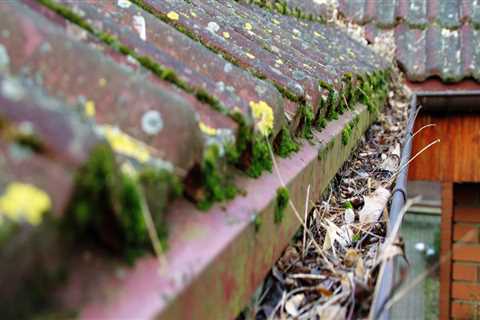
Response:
[275,126,299,158]
[274,187,289,224]
[343,201,353,209]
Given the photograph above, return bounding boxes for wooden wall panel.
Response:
[408,113,480,182]
[440,183,453,320]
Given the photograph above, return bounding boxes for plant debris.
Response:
[241,66,411,319]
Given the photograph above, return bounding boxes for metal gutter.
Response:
[414,90,480,113]
[370,94,417,320]
[372,88,480,319]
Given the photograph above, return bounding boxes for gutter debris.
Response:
[240,66,411,319]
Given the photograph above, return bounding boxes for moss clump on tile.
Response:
[298,104,315,139]
[274,187,289,224]
[66,144,119,231]
[197,144,237,210]
[65,144,177,261]
[246,134,272,178]
[275,126,299,158]
[316,117,327,130]
[38,0,95,33]
[249,0,326,23]
[253,214,262,233]
[341,123,353,146]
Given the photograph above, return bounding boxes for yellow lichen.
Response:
[275,58,284,65]
[98,78,107,87]
[167,11,179,21]
[100,125,151,163]
[249,100,274,136]
[190,10,197,17]
[84,100,96,117]
[222,31,230,39]
[0,182,51,226]
[244,22,253,30]
[272,18,280,25]
[245,52,255,59]
[199,122,218,136]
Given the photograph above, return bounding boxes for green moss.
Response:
[352,233,361,242]
[195,88,224,113]
[197,144,237,210]
[246,134,272,178]
[230,110,252,157]
[298,104,314,139]
[343,201,353,209]
[274,187,289,224]
[37,0,94,33]
[276,126,299,158]
[14,132,44,153]
[341,123,352,146]
[66,144,118,231]
[64,144,177,261]
[249,0,325,23]
[273,83,303,103]
[316,117,327,130]
[253,214,262,233]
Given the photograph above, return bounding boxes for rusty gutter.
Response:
[370,94,417,320]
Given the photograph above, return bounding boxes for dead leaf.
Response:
[355,256,366,280]
[285,293,304,317]
[317,305,347,320]
[344,208,355,224]
[344,248,359,268]
[358,187,391,224]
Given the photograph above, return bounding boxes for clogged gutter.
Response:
[241,65,411,319]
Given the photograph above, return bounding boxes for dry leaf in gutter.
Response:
[355,256,366,280]
[285,293,304,317]
[377,236,407,265]
[344,208,355,224]
[323,220,352,253]
[317,304,347,320]
[344,248,360,268]
[358,187,391,224]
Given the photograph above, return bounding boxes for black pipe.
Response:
[370,94,417,320]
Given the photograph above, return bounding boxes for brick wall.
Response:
[451,204,480,319]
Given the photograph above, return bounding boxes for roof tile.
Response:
[329,0,480,82]
[1,1,205,175]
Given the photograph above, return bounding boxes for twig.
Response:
[387,139,440,185]
[266,137,336,273]
[138,185,167,268]
[303,185,310,259]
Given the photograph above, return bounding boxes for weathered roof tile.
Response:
[1,1,205,175]
[333,0,480,82]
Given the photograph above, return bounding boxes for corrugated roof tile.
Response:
[328,0,480,82]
